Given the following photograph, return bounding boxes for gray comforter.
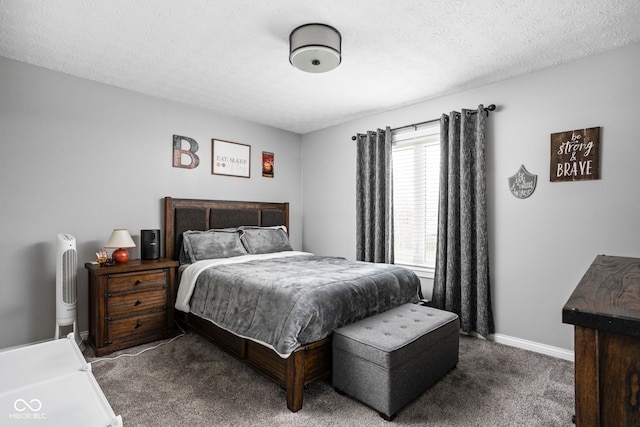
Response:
[187,254,420,357]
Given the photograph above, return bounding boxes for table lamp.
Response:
[106,229,136,263]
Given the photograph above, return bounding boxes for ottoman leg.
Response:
[379,411,396,421]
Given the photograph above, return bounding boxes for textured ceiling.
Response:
[1,0,640,134]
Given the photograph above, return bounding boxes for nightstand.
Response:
[85,258,179,356]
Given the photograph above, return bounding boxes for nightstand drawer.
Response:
[107,270,167,293]
[107,289,168,317]
[107,311,167,341]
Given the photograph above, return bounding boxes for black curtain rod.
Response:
[351,104,496,140]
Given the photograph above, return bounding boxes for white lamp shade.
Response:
[105,229,136,248]
[289,24,341,73]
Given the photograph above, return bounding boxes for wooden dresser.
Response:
[85,258,178,356]
[562,255,640,427]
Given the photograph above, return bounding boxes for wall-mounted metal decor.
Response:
[172,135,200,169]
[509,165,537,199]
[550,127,600,182]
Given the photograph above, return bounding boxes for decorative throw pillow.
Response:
[181,229,247,263]
[238,226,292,254]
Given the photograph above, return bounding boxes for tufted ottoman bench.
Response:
[332,303,459,420]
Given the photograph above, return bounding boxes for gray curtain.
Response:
[433,105,494,337]
[356,127,393,263]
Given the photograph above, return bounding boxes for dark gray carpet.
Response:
[86,332,574,426]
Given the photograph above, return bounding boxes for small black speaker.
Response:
[141,229,160,260]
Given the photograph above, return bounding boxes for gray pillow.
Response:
[182,229,247,263]
[238,226,292,254]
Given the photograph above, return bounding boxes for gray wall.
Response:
[0,56,303,349]
[302,42,640,352]
[3,42,639,353]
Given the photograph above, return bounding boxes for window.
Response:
[392,122,441,272]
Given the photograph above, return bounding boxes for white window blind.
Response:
[392,122,441,270]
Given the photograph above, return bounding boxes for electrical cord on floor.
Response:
[88,322,186,366]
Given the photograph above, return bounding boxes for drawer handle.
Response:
[134,300,142,306]
[134,280,142,286]
[135,320,143,329]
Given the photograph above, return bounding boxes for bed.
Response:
[164,197,420,412]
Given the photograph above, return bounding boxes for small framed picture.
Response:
[212,139,251,178]
[262,151,274,178]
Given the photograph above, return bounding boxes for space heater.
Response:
[55,233,82,347]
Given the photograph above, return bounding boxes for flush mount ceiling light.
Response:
[289,23,341,73]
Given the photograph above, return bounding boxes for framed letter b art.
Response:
[212,139,251,178]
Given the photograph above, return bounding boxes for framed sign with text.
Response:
[550,127,600,182]
[212,139,251,178]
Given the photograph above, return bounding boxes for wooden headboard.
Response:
[163,197,290,261]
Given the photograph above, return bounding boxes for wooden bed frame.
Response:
[163,197,332,412]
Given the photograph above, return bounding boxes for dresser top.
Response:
[85,258,178,275]
[563,255,640,338]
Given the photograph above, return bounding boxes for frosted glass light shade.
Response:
[289,24,341,73]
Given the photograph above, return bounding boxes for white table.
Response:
[0,334,122,427]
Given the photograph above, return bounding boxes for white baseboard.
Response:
[490,333,574,362]
[76,328,573,361]
[81,328,572,361]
